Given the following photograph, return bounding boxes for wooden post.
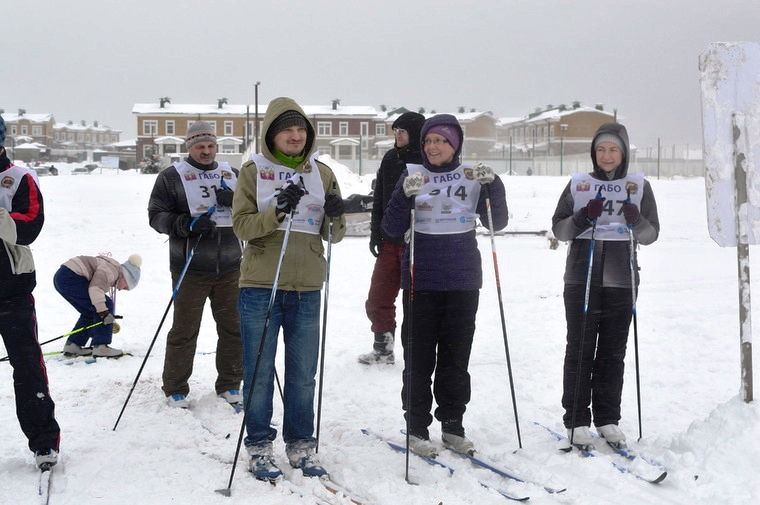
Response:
[732,113,754,402]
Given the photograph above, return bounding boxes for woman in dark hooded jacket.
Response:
[552,122,659,449]
[382,114,508,457]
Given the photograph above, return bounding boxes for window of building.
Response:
[32,125,43,136]
[339,122,349,136]
[186,120,217,134]
[166,120,175,135]
[143,145,154,159]
[10,126,17,135]
[375,123,386,136]
[317,122,332,136]
[21,125,28,135]
[220,143,238,154]
[224,121,234,136]
[143,120,158,136]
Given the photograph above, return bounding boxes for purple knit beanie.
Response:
[425,125,460,152]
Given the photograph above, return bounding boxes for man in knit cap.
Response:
[54,254,142,358]
[232,97,346,481]
[148,121,243,409]
[358,111,425,365]
[0,114,61,469]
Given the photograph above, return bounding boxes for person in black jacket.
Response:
[0,115,61,469]
[148,121,243,409]
[552,123,659,449]
[358,112,425,365]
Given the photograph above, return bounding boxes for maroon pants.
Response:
[365,242,404,333]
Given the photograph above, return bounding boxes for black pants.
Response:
[0,294,61,452]
[400,289,479,439]
[562,284,632,428]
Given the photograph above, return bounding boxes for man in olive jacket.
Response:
[232,97,346,481]
[148,121,243,409]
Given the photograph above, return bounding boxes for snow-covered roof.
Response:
[54,122,119,133]
[217,136,243,145]
[496,117,522,126]
[14,143,41,150]
[329,137,360,146]
[153,136,184,145]
[110,138,137,147]
[1,113,53,123]
[504,106,616,126]
[133,103,380,117]
[384,110,494,124]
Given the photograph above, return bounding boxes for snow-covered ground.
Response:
[0,164,758,505]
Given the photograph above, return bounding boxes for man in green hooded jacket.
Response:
[232,97,346,481]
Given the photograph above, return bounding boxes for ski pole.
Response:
[315,187,337,453]
[0,320,108,362]
[569,189,603,447]
[216,207,296,497]
[625,190,643,441]
[113,207,215,431]
[484,183,522,449]
[405,197,416,485]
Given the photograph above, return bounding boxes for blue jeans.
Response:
[239,288,321,449]
[53,266,114,346]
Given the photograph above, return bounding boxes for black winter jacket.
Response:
[552,123,659,288]
[370,145,422,245]
[148,160,241,275]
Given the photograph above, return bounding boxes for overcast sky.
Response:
[2,0,759,148]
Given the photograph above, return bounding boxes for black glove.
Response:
[323,193,345,218]
[98,311,115,325]
[215,187,234,207]
[369,233,382,258]
[276,183,305,215]
[622,203,640,225]
[189,215,216,236]
[172,215,192,238]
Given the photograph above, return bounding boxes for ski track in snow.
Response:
[0,166,758,504]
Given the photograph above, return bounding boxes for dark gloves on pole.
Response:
[323,193,345,218]
[585,198,604,220]
[98,311,115,325]
[622,202,640,225]
[215,187,234,207]
[189,215,216,236]
[276,183,305,215]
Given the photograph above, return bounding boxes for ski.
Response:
[445,448,566,494]
[533,422,667,484]
[361,429,529,502]
[38,464,52,505]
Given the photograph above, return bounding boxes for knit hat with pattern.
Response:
[185,121,217,149]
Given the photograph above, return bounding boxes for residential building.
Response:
[497,102,617,156]
[133,99,393,164]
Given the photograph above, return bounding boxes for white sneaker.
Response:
[567,426,594,449]
[62,342,92,356]
[218,389,243,404]
[597,424,627,446]
[35,448,58,469]
[92,344,123,358]
[408,435,438,458]
[167,393,190,409]
[442,432,475,456]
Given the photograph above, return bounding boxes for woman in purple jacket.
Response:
[382,114,508,457]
